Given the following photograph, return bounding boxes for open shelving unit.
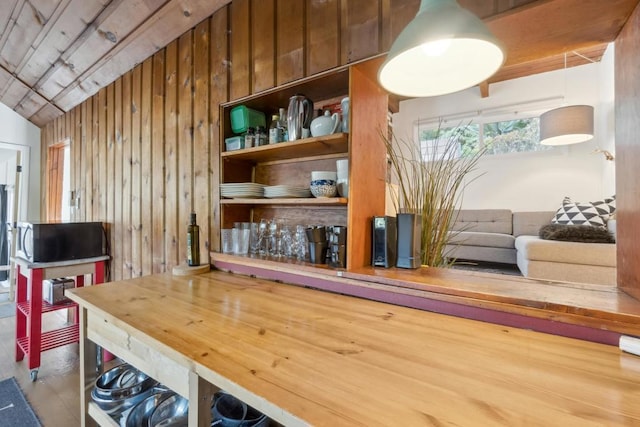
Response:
[214,57,389,271]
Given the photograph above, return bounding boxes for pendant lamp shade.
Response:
[539,105,594,146]
[378,0,505,97]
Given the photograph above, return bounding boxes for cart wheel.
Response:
[30,370,38,382]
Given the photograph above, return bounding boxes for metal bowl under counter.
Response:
[91,364,158,415]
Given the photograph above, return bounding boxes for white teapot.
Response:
[310,110,340,137]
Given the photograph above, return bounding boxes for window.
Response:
[417,114,550,161]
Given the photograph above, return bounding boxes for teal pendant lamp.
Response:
[378,0,505,97]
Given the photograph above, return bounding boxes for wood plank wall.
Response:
[39,0,543,280]
[615,2,640,299]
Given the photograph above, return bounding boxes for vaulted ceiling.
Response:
[0,0,638,128]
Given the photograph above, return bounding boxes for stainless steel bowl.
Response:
[125,390,175,427]
[91,385,155,415]
[148,393,188,427]
[94,364,158,400]
[91,363,159,416]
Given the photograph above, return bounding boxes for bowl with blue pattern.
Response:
[310,179,337,198]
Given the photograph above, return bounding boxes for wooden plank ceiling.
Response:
[0,0,638,128]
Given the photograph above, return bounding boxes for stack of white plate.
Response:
[264,185,312,198]
[220,182,265,198]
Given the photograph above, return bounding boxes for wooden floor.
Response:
[0,308,82,427]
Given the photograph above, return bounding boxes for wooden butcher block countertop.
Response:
[68,270,640,426]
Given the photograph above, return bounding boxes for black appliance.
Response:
[17,222,106,263]
[371,216,396,268]
[396,213,422,269]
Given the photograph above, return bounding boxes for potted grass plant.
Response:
[382,122,486,267]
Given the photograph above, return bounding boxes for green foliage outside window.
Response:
[419,117,548,161]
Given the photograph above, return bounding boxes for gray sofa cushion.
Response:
[512,211,555,236]
[450,209,512,234]
[448,231,515,249]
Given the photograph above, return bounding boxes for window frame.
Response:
[413,107,556,161]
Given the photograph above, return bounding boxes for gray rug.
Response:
[0,377,42,426]
[0,293,13,319]
[451,260,522,276]
[0,303,13,319]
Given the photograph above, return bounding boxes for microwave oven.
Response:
[16,222,106,263]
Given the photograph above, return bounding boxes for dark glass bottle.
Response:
[187,212,200,266]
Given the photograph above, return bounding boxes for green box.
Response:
[230,105,266,134]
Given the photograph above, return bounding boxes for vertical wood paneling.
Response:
[230,0,251,99]
[252,0,275,91]
[97,88,107,223]
[381,0,419,52]
[106,84,115,278]
[131,65,142,277]
[113,79,123,281]
[152,50,166,274]
[41,126,48,221]
[276,0,304,84]
[615,2,640,298]
[141,58,153,276]
[91,95,100,222]
[307,0,340,76]
[81,100,90,221]
[460,0,499,18]
[194,20,211,264]
[121,71,133,278]
[84,100,93,222]
[177,31,194,267]
[210,6,229,253]
[72,106,81,221]
[165,40,179,268]
[341,0,382,64]
[47,144,64,221]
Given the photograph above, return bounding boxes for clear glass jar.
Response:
[244,127,255,148]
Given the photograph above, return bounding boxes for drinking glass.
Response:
[295,225,308,261]
[258,219,270,255]
[233,223,250,255]
[280,224,294,258]
[221,229,234,254]
[268,219,282,257]
[249,222,261,254]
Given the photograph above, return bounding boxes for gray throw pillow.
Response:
[539,223,615,243]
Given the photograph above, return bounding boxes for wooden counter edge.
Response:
[210,252,640,341]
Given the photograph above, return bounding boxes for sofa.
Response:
[445,209,617,286]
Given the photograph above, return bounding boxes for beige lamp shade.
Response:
[378,0,505,97]
[539,105,594,146]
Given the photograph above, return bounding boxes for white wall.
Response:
[392,44,616,212]
[0,103,41,221]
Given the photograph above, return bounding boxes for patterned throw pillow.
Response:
[551,196,616,228]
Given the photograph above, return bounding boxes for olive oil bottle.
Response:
[187,212,200,266]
